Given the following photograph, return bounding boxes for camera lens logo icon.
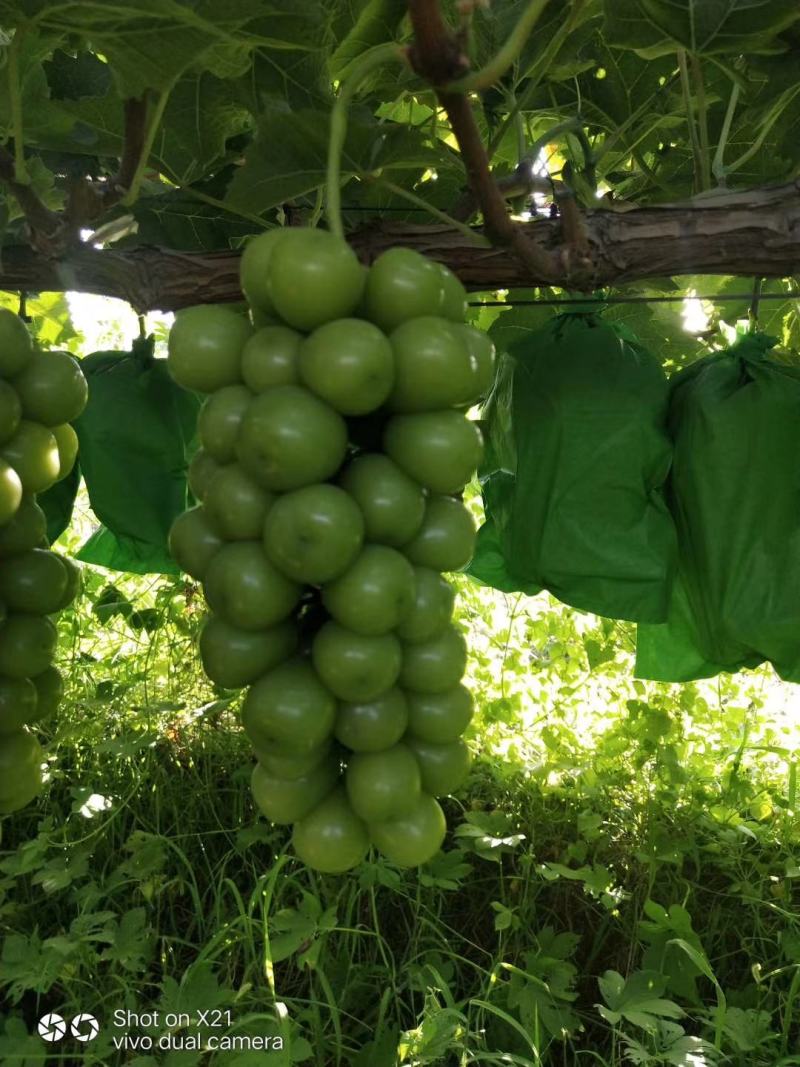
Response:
[38,1013,100,1043]
[38,1015,67,1042]
[71,1014,100,1042]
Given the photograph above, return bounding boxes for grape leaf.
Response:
[44,47,112,99]
[130,191,255,251]
[473,0,602,84]
[487,302,557,356]
[154,73,252,184]
[24,0,314,96]
[603,0,800,57]
[225,102,443,215]
[329,0,408,80]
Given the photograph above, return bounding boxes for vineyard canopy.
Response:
[0,1,796,314]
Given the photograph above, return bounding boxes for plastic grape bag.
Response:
[468,308,677,622]
[636,332,800,682]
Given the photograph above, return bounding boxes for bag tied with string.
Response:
[637,331,800,682]
[468,307,677,621]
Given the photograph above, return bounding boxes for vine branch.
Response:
[65,96,149,231]
[0,146,63,252]
[406,0,558,281]
[2,93,149,252]
[109,97,149,206]
[1,181,795,312]
[122,85,174,208]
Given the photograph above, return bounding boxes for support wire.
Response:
[468,292,800,307]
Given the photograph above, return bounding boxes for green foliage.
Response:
[0,4,800,1064]
[330,0,408,80]
[0,10,796,390]
[597,970,684,1031]
[0,0,797,263]
[602,0,800,57]
[0,494,798,1063]
[226,103,444,216]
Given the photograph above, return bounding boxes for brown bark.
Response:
[0,181,798,312]
[0,147,64,254]
[406,0,558,278]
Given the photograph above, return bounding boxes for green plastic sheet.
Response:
[636,332,800,682]
[39,337,200,573]
[468,309,676,622]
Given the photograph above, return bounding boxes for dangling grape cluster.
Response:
[168,229,494,872]
[0,309,86,814]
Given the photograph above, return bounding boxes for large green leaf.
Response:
[243,48,330,112]
[486,302,557,356]
[44,47,112,100]
[23,0,314,96]
[52,95,124,156]
[603,297,706,373]
[0,40,128,159]
[574,41,678,133]
[0,28,62,136]
[154,74,252,184]
[603,0,800,57]
[715,50,800,186]
[235,3,331,109]
[341,170,463,228]
[29,42,313,179]
[129,191,255,251]
[473,0,602,85]
[225,102,444,215]
[329,0,408,80]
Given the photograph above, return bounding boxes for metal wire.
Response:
[468,292,800,306]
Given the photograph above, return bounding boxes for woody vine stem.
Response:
[327,0,569,280]
[405,0,560,281]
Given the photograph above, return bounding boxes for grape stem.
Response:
[444,0,552,94]
[326,43,405,240]
[678,49,705,195]
[712,80,739,183]
[8,29,29,186]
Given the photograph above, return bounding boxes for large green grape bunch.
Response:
[0,308,87,814]
[167,230,494,873]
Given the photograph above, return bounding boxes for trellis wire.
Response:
[468,292,800,306]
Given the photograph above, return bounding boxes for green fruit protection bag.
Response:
[39,336,200,573]
[636,332,800,682]
[468,309,677,621]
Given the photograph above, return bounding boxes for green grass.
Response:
[0,557,799,1066]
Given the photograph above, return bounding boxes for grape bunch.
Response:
[0,309,87,814]
[167,229,494,872]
